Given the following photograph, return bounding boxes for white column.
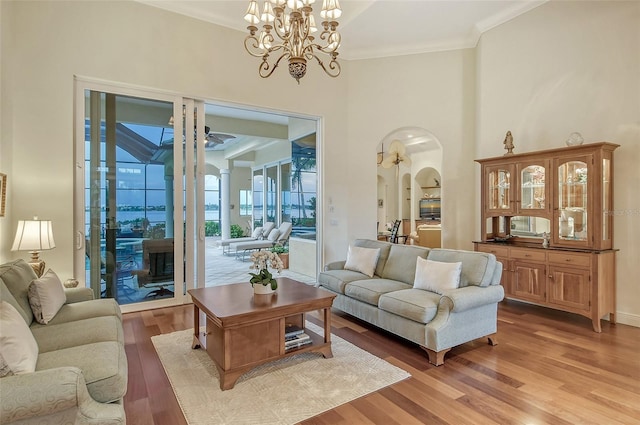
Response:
[221,169,231,240]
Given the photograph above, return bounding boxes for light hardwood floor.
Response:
[123,300,640,424]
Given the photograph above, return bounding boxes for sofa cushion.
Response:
[31,315,124,353]
[381,244,430,284]
[28,269,67,324]
[413,257,462,294]
[0,301,39,375]
[0,279,29,326]
[379,288,441,324]
[317,269,374,294]
[427,249,497,287]
[345,279,412,306]
[353,239,392,277]
[0,259,37,325]
[344,245,380,277]
[36,341,128,404]
[29,298,122,328]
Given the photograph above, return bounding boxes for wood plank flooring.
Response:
[123,300,640,424]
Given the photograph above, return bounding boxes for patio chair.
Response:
[231,222,293,261]
[218,222,275,255]
[132,238,175,298]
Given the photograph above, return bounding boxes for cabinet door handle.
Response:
[525,254,531,257]
[565,259,571,262]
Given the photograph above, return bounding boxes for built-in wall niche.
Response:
[414,167,441,222]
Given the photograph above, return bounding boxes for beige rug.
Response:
[151,322,411,425]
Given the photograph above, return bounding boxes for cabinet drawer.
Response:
[510,248,546,262]
[548,252,591,268]
[476,244,509,257]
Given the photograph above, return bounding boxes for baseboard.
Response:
[614,311,640,328]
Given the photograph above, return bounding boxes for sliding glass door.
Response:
[74,79,205,311]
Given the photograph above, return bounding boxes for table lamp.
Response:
[11,217,56,277]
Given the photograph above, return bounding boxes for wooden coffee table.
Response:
[188,277,336,390]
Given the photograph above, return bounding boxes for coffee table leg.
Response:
[320,307,333,358]
[192,304,201,349]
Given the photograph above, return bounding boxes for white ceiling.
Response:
[137,0,546,60]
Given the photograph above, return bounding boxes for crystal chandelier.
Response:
[243,0,342,83]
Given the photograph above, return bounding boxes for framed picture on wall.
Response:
[0,173,6,217]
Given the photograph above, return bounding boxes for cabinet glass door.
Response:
[557,159,588,242]
[488,166,512,212]
[520,164,546,211]
[602,158,612,242]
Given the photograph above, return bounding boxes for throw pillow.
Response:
[344,245,380,278]
[0,301,39,374]
[266,229,281,242]
[28,269,67,325]
[413,257,462,294]
[251,227,263,239]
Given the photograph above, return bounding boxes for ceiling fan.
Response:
[204,126,235,148]
[380,140,412,169]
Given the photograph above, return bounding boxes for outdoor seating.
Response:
[231,222,292,260]
[132,238,175,298]
[218,222,275,255]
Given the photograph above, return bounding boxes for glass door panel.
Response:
[520,165,546,211]
[83,91,177,305]
[281,162,292,223]
[602,158,611,241]
[557,160,588,241]
[253,169,264,226]
[266,165,278,223]
[487,167,512,212]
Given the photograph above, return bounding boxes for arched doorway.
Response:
[376,127,443,247]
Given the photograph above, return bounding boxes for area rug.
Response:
[151,322,411,425]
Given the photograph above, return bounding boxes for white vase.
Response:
[253,283,275,295]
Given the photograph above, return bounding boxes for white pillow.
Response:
[413,257,462,294]
[28,269,67,324]
[251,227,263,238]
[0,301,39,374]
[266,229,281,242]
[344,245,380,278]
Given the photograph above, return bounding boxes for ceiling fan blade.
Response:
[389,140,405,155]
[381,155,396,168]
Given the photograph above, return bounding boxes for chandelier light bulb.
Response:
[308,14,317,33]
[244,1,260,24]
[261,1,275,22]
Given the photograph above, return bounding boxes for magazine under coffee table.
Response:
[188,277,336,390]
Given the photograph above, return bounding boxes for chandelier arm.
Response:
[309,52,341,78]
[258,53,289,79]
[244,35,266,58]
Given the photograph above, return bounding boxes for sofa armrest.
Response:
[324,261,346,271]
[0,367,124,424]
[440,285,505,313]
[64,287,95,303]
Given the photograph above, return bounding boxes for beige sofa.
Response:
[318,239,504,365]
[0,259,127,424]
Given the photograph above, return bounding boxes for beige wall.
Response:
[0,0,349,275]
[1,1,638,326]
[475,1,640,326]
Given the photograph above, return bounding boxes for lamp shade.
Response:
[11,218,56,252]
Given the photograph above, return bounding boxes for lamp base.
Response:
[29,260,46,278]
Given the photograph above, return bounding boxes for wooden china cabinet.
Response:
[474,142,618,332]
